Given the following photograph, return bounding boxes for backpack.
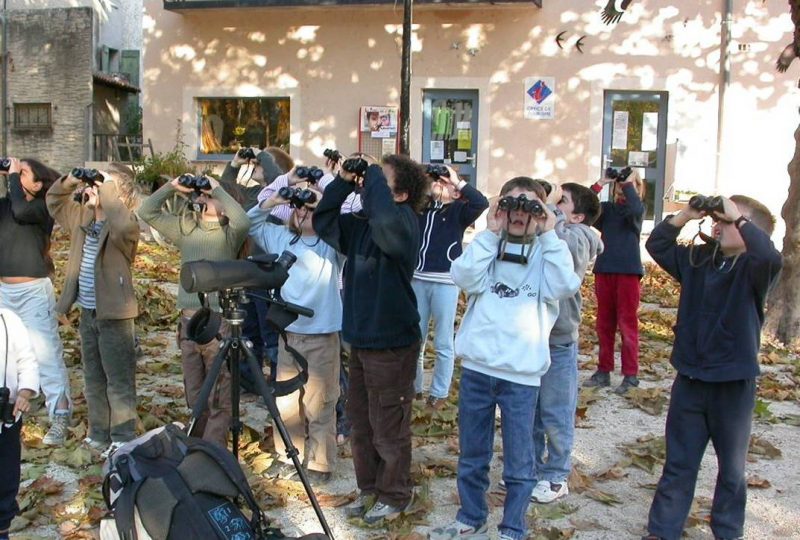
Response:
[102,424,322,540]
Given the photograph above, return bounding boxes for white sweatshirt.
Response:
[0,308,39,429]
[451,229,580,386]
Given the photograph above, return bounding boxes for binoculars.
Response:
[0,158,10,172]
[323,148,342,163]
[498,194,545,217]
[342,157,369,177]
[178,174,212,192]
[605,167,633,183]
[237,148,257,160]
[689,195,725,215]
[295,166,325,183]
[72,168,105,185]
[426,164,450,179]
[278,186,317,209]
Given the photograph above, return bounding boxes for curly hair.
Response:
[381,154,429,213]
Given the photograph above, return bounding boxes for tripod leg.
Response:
[241,342,334,539]
[187,339,232,440]
[229,340,242,458]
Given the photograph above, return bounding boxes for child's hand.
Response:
[597,175,615,186]
[712,196,742,223]
[202,177,221,194]
[261,191,288,210]
[487,197,507,234]
[5,157,21,175]
[13,389,35,417]
[538,201,557,233]
[171,176,195,194]
[546,183,563,206]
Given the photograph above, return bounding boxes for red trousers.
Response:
[594,273,640,376]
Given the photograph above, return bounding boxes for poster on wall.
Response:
[524,77,555,120]
[361,106,398,138]
[612,111,629,150]
[628,151,649,167]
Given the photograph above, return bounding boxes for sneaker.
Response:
[498,534,515,540]
[42,412,70,446]
[428,520,489,539]
[101,441,125,460]
[344,492,376,518]
[82,437,108,453]
[264,460,296,479]
[305,469,332,485]
[583,370,611,388]
[426,395,447,410]
[530,480,568,503]
[363,500,411,524]
[614,375,640,395]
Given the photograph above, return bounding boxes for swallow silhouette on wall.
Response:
[576,35,587,54]
[601,0,634,25]
[776,0,800,74]
[556,31,568,50]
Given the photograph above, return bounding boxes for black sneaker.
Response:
[615,375,640,395]
[306,469,332,485]
[583,370,611,388]
[344,492,376,518]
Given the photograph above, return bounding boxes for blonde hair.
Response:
[626,169,647,199]
[107,163,141,211]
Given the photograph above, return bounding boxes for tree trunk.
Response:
[767,122,800,347]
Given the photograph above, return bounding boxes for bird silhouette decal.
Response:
[776,0,800,73]
[601,0,634,25]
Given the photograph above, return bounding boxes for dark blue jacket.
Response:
[645,217,782,382]
[415,184,489,274]
[592,183,645,276]
[312,165,421,349]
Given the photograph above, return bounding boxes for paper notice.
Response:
[431,141,445,161]
[612,111,629,150]
[453,151,468,162]
[642,112,658,151]
[628,151,649,167]
[382,138,396,155]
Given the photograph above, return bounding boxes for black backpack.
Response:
[102,424,323,540]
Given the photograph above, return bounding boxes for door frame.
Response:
[601,90,669,222]
[411,77,492,196]
[421,89,480,186]
[588,77,671,230]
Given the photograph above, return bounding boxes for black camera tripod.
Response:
[187,289,333,539]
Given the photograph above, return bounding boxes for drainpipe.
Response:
[1,0,8,157]
[714,0,733,193]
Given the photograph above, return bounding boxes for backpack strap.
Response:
[113,478,145,540]
[162,469,219,538]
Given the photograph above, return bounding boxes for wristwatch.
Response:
[734,215,750,229]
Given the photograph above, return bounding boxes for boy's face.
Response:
[503,187,541,237]
[712,202,747,256]
[557,190,585,224]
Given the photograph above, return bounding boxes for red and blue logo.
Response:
[527,80,552,104]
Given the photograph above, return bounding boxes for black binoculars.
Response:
[72,168,105,185]
[426,164,450,179]
[178,174,212,192]
[342,157,369,177]
[0,158,10,172]
[605,167,633,183]
[278,186,317,209]
[689,195,725,215]
[323,148,342,163]
[295,166,325,183]
[0,387,16,424]
[237,148,257,160]
[498,194,545,216]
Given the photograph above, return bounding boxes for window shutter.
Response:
[120,50,140,87]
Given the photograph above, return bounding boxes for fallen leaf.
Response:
[748,436,782,460]
[747,475,771,489]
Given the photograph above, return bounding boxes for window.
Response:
[14,103,52,130]
[198,97,290,157]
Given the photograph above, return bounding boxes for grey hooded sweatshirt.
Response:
[549,209,604,345]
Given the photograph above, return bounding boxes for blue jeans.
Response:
[412,279,458,399]
[533,342,578,483]
[456,368,538,540]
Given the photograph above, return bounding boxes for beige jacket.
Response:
[46,176,139,319]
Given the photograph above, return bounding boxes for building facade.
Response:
[0,0,143,172]
[142,0,797,239]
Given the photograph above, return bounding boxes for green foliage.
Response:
[124,103,143,137]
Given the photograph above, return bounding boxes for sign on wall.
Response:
[524,77,555,120]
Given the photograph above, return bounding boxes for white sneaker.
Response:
[428,520,489,540]
[530,480,568,504]
[101,441,125,460]
[42,412,70,446]
[83,437,108,452]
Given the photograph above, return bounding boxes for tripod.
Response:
[187,289,334,539]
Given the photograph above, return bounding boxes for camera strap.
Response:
[267,326,309,397]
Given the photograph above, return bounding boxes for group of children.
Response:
[0,152,783,540]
